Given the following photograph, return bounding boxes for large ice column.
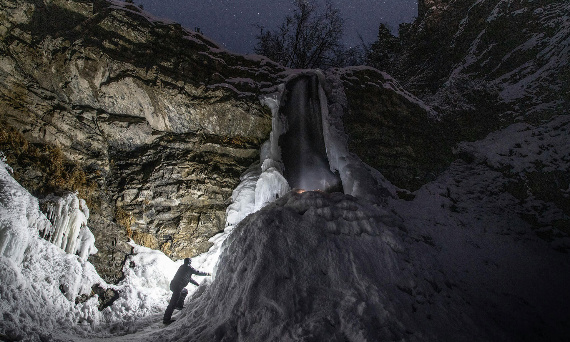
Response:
[223,73,347,228]
[321,70,397,201]
[254,90,291,210]
[278,74,342,192]
[44,193,97,261]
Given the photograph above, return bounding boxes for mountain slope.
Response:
[397,0,569,122]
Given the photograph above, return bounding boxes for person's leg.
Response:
[163,290,181,323]
[176,288,188,309]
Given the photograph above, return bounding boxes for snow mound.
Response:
[147,191,506,342]
[0,157,106,340]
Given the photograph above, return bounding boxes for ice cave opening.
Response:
[278,74,342,193]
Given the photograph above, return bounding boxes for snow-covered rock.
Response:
[398,0,570,119]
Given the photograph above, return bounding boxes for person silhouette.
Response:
[163,258,210,324]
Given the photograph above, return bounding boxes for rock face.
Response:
[0,0,284,282]
[326,67,450,190]
[369,0,569,233]
[338,0,568,238]
[397,0,569,122]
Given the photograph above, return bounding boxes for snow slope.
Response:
[146,183,570,341]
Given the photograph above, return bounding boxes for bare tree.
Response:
[254,0,344,69]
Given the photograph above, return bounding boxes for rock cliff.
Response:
[398,0,569,123]
[389,0,570,234]
[350,0,568,233]
[0,0,284,282]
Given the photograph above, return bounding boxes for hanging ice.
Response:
[43,193,97,261]
[278,74,342,192]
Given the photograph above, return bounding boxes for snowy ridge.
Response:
[107,0,178,26]
[456,115,570,174]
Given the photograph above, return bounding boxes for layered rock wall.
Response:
[0,0,284,282]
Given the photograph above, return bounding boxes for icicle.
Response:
[44,193,97,261]
[76,225,98,261]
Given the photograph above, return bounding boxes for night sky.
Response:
[134,0,418,54]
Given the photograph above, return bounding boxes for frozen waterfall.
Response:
[43,193,97,261]
[224,71,395,234]
[278,74,342,192]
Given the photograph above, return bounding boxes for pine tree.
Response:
[366,23,401,72]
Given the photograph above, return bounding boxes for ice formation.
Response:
[0,155,51,264]
[0,156,107,339]
[223,70,396,233]
[0,160,97,263]
[43,193,97,261]
[278,74,342,192]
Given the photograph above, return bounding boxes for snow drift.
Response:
[149,189,570,341]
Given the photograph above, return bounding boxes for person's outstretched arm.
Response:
[192,268,211,277]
